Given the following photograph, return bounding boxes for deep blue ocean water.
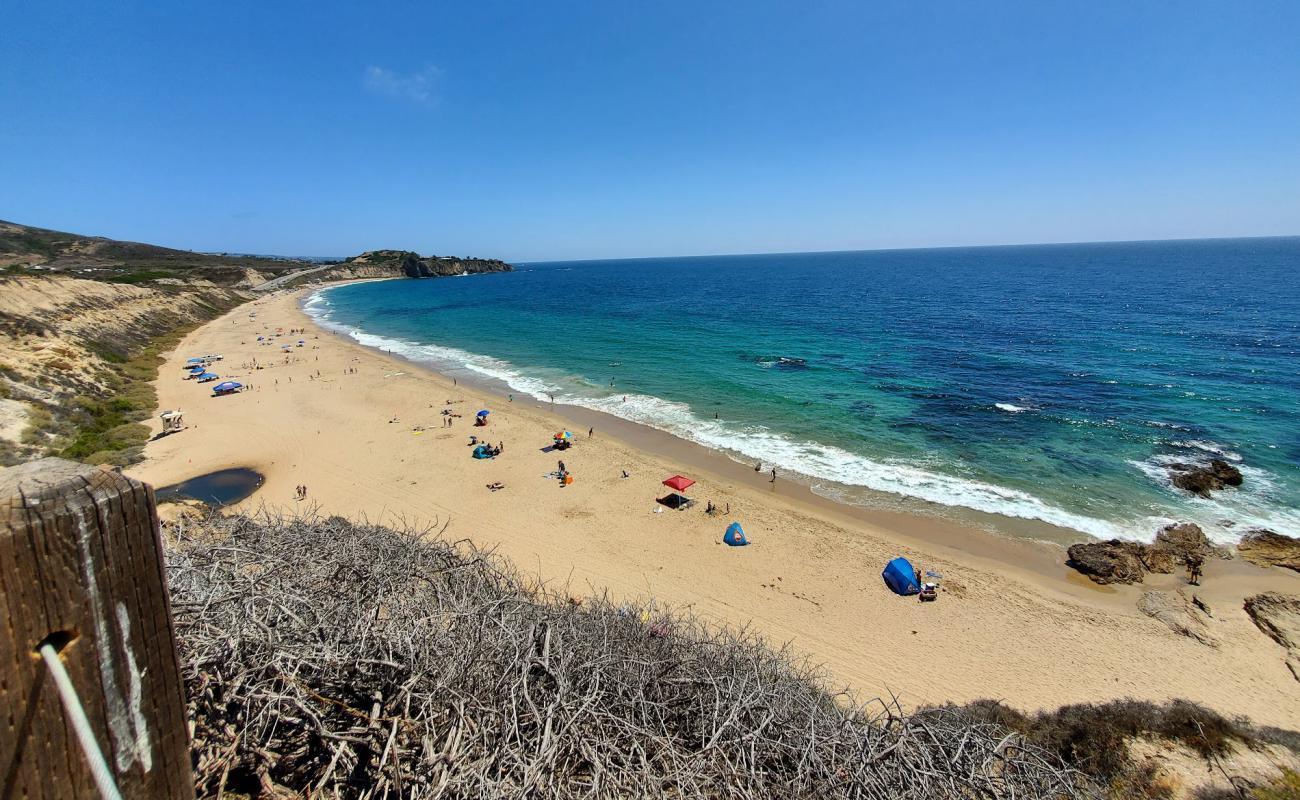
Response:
[307,238,1300,542]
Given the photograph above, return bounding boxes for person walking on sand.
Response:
[1188,556,1204,586]
[770,468,777,483]
[588,427,593,438]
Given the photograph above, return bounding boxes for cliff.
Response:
[342,249,513,279]
[0,219,514,465]
[0,275,247,465]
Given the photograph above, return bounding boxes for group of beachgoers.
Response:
[469,436,504,457]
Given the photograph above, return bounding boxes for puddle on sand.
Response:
[155,468,264,507]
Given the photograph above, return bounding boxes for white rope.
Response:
[39,643,125,800]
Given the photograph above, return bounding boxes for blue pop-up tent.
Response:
[212,381,242,395]
[197,372,219,383]
[723,522,748,546]
[882,557,920,595]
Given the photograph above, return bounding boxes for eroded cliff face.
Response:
[342,250,513,279]
[0,276,248,464]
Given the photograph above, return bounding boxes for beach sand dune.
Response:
[132,287,1300,728]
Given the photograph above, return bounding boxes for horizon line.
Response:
[514,232,1300,266]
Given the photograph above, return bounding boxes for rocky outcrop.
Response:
[1244,593,1300,682]
[1138,589,1217,646]
[1154,522,1229,562]
[1067,540,1149,584]
[343,250,513,280]
[1168,459,1243,497]
[1067,523,1227,585]
[1237,530,1300,573]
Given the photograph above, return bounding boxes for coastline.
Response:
[132,284,1300,728]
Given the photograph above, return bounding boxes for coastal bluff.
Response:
[337,249,513,280]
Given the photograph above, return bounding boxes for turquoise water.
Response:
[307,238,1300,543]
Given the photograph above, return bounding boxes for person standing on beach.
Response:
[588,426,593,437]
[770,468,777,483]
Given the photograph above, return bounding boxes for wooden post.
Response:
[1,458,194,800]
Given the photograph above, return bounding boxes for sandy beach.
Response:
[132,284,1300,728]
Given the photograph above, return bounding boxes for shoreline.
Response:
[132,284,1300,728]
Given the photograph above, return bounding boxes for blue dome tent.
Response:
[723,522,748,546]
[882,557,920,595]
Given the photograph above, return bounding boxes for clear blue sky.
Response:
[3,1,1298,261]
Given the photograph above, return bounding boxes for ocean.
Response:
[305,238,1300,543]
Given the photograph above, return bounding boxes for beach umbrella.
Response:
[662,474,696,492]
[477,410,490,418]
[554,430,572,439]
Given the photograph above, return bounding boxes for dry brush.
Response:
[167,513,1094,799]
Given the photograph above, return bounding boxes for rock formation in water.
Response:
[1167,459,1243,497]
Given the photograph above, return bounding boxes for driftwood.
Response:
[167,512,1094,799]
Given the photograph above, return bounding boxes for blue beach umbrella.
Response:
[477,410,490,418]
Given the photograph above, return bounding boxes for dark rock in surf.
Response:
[1238,530,1300,573]
[1168,459,1243,497]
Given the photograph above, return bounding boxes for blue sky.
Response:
[2,1,1298,261]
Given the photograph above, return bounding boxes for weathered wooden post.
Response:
[1,458,193,799]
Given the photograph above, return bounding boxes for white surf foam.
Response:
[994,402,1028,413]
[1129,454,1300,543]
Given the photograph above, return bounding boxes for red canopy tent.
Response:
[662,475,695,492]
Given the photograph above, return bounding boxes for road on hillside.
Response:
[251,263,336,292]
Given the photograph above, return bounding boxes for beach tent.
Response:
[657,493,695,510]
[472,445,494,459]
[186,357,204,364]
[662,475,696,492]
[197,372,219,383]
[882,558,921,596]
[212,381,242,396]
[723,522,748,546]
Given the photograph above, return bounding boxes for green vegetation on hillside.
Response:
[15,293,246,466]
